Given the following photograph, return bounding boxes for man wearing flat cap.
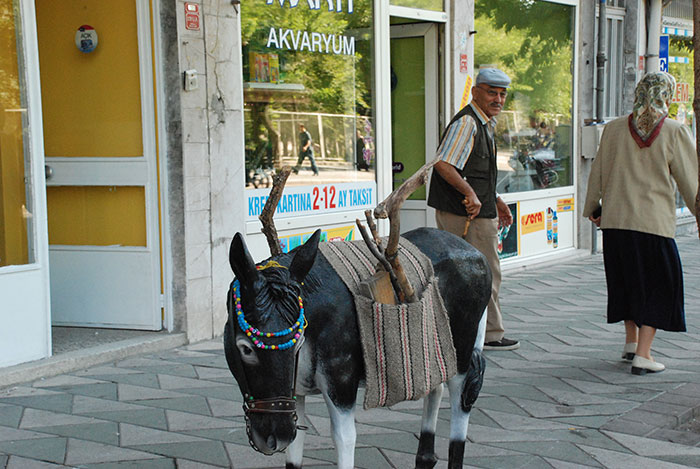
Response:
[428,67,518,351]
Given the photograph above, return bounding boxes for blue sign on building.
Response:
[659,35,669,72]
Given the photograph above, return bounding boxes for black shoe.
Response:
[483,338,520,351]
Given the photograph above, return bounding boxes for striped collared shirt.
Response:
[436,102,497,170]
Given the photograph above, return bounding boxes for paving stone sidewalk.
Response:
[0,234,698,468]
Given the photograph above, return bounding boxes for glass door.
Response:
[390,22,439,232]
[0,0,52,367]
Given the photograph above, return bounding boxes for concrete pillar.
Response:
[163,0,247,343]
[646,0,663,73]
[576,0,596,252]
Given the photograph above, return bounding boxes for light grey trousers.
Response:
[435,210,505,343]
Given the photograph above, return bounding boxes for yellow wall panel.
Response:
[47,186,147,246]
[36,0,143,157]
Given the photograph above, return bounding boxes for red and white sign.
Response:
[521,211,544,235]
[185,3,200,31]
[673,82,690,103]
[75,25,98,53]
[460,54,468,74]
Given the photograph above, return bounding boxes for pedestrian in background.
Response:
[583,71,698,375]
[356,129,370,171]
[294,124,319,176]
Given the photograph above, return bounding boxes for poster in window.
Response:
[498,203,518,260]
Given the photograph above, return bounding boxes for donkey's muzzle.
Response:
[244,397,298,454]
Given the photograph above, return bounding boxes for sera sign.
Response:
[673,83,690,103]
[521,211,545,235]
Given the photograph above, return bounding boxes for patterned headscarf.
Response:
[629,71,676,148]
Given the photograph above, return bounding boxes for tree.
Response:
[474,0,574,118]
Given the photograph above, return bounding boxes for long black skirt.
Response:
[603,229,686,332]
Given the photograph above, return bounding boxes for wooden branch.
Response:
[364,209,383,253]
[259,166,292,257]
[356,219,403,303]
[373,156,440,303]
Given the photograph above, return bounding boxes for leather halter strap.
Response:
[245,396,297,413]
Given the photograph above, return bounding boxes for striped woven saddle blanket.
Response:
[318,238,457,409]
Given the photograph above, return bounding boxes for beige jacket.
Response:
[583,116,698,239]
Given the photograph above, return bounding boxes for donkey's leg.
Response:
[447,309,487,469]
[415,383,444,469]
[285,395,306,469]
[323,393,357,469]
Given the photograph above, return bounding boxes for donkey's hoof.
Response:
[415,453,438,469]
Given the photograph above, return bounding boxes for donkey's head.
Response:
[224,230,320,455]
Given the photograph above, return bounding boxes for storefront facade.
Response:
[0,0,583,369]
[239,0,581,266]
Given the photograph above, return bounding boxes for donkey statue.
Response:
[224,226,490,468]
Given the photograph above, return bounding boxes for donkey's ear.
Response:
[229,233,260,285]
[289,229,321,283]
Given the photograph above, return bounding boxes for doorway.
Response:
[36,0,162,330]
[390,23,439,232]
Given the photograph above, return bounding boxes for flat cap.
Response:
[475,68,511,88]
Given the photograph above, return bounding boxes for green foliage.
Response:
[474,0,574,118]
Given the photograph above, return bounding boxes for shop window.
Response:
[241,0,374,219]
[667,35,695,209]
[389,0,443,12]
[1,0,36,267]
[475,0,575,195]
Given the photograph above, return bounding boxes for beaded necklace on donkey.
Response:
[233,260,307,351]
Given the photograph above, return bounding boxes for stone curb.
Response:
[0,332,188,390]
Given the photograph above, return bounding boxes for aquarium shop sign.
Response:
[265,0,356,56]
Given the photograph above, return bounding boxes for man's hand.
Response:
[588,215,601,227]
[496,197,513,228]
[462,194,482,218]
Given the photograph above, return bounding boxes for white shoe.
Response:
[622,343,637,361]
[631,355,665,375]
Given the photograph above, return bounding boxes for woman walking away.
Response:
[583,71,698,375]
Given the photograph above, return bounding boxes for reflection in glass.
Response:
[1,0,35,267]
[241,0,374,189]
[475,0,574,194]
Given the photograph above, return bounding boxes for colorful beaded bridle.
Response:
[228,261,308,454]
[233,278,306,351]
